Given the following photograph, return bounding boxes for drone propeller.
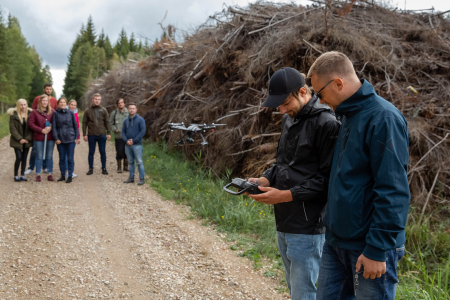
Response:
[168,122,184,126]
[212,123,226,126]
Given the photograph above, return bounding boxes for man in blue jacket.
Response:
[122,102,146,185]
[308,52,410,299]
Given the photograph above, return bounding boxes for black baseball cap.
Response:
[262,67,306,108]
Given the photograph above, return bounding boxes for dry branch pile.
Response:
[85,1,450,210]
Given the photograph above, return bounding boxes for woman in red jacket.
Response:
[29,94,55,182]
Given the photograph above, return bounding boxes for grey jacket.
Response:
[109,108,129,140]
[52,108,79,144]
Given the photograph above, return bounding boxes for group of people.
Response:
[8,84,147,185]
[248,51,410,300]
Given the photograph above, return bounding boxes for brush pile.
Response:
[85,1,450,208]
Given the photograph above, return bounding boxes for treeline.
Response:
[0,8,54,113]
[63,16,152,108]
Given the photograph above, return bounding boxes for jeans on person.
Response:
[34,140,55,175]
[14,148,30,176]
[28,146,47,170]
[316,242,405,300]
[277,232,325,300]
[58,142,76,177]
[115,139,127,160]
[88,135,107,169]
[125,144,145,179]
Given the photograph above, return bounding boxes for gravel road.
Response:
[0,136,287,300]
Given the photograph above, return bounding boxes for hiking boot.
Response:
[87,169,93,175]
[48,175,55,181]
[57,176,66,182]
[117,160,123,173]
[102,168,108,175]
[20,176,27,182]
[66,177,72,184]
[124,177,134,184]
[123,159,129,172]
[138,178,145,186]
[36,175,41,182]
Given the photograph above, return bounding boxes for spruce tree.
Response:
[115,28,129,59]
[97,28,105,48]
[83,15,96,46]
[129,32,136,52]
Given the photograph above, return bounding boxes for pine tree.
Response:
[115,28,129,59]
[104,35,113,61]
[129,32,136,53]
[82,16,96,46]
[0,9,16,109]
[97,28,105,48]
[63,34,82,98]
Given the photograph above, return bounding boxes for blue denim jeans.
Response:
[28,146,47,170]
[88,135,107,169]
[277,232,325,300]
[316,242,405,300]
[34,140,55,175]
[58,143,76,177]
[125,144,145,179]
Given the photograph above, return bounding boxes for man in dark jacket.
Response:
[122,103,146,185]
[82,93,111,175]
[308,52,410,300]
[248,68,340,300]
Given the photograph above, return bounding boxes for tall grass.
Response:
[140,140,450,297]
[0,113,10,139]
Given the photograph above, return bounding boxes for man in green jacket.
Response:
[109,98,129,173]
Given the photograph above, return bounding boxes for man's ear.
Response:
[299,87,307,96]
[335,78,344,91]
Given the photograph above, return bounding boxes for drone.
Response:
[168,122,226,146]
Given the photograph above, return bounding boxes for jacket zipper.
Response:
[337,129,351,168]
[303,202,308,221]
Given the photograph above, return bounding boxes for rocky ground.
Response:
[0,136,288,300]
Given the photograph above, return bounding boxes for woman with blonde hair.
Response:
[29,94,55,182]
[8,99,33,182]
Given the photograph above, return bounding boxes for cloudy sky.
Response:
[1,0,448,98]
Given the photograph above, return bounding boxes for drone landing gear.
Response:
[199,133,208,146]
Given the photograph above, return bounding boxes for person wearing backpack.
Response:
[109,98,129,173]
[8,99,33,182]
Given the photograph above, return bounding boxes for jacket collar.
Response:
[335,79,375,118]
[57,107,68,113]
[294,95,333,120]
[128,113,139,120]
[118,107,128,113]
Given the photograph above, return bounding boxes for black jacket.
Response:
[262,96,340,234]
[52,108,79,144]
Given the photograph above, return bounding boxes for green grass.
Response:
[140,140,449,298]
[0,113,10,139]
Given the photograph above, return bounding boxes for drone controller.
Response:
[223,178,265,196]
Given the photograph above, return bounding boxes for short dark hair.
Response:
[128,102,137,108]
[44,83,52,89]
[116,98,124,105]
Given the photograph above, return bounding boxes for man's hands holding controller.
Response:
[246,177,293,204]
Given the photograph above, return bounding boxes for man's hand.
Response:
[248,177,270,187]
[84,136,88,142]
[356,254,386,279]
[107,135,111,141]
[248,187,293,205]
[127,139,133,146]
[56,140,61,145]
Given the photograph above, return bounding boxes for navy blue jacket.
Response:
[324,80,410,262]
[122,114,146,145]
[52,108,79,144]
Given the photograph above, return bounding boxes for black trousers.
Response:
[14,148,30,176]
[115,139,127,160]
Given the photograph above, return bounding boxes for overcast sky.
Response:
[1,0,449,98]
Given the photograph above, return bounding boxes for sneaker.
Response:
[36,175,41,182]
[14,176,20,182]
[43,168,48,174]
[102,168,108,175]
[20,176,27,182]
[124,177,134,183]
[48,175,54,181]
[57,176,66,182]
[138,179,145,186]
[66,177,72,183]
[24,169,33,175]
[72,173,77,178]
[87,169,93,175]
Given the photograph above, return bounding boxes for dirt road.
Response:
[0,136,286,300]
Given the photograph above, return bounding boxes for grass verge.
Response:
[140,140,449,298]
[0,113,10,139]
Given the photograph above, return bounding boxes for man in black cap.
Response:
[248,67,340,300]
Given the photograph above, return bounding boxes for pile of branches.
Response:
[85,1,450,210]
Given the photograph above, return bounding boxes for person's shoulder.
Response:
[369,96,406,125]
